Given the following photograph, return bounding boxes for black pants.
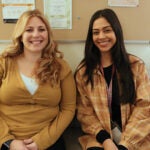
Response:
[46,137,66,150]
[87,147,104,150]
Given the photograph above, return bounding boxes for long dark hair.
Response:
[75,8,135,104]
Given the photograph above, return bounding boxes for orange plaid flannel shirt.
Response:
[75,55,150,150]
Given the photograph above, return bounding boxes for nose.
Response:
[32,29,40,37]
[98,31,106,38]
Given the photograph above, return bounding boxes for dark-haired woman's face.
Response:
[92,17,116,56]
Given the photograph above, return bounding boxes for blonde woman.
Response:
[0,9,76,150]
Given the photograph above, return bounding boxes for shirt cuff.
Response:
[118,145,128,150]
[96,130,111,144]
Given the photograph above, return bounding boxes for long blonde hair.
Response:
[2,9,63,86]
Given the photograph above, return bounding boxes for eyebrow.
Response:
[26,25,46,28]
[92,25,112,30]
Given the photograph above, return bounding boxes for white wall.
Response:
[126,43,150,75]
[59,42,150,75]
[0,42,150,75]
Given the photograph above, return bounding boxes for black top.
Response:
[95,65,128,149]
[103,65,122,129]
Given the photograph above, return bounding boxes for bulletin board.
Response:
[0,0,150,41]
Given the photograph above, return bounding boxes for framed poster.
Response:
[2,0,35,23]
[108,0,139,7]
[44,0,72,29]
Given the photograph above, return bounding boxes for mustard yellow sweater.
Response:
[0,56,76,150]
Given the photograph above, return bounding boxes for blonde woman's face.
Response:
[22,16,48,54]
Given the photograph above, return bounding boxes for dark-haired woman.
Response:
[75,8,150,150]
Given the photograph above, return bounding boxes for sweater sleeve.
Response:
[0,57,15,148]
[119,62,150,149]
[75,68,104,137]
[0,117,15,148]
[96,130,111,144]
[0,56,4,85]
[31,63,76,150]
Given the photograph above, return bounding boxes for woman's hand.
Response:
[24,139,38,150]
[10,139,29,150]
[103,139,118,150]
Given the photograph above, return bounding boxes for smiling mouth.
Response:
[31,41,42,44]
[98,40,110,46]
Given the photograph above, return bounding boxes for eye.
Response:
[38,28,47,32]
[25,28,33,32]
[103,28,113,33]
[92,31,99,35]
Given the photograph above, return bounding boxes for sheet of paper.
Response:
[2,0,35,22]
[44,0,72,29]
[108,0,139,7]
